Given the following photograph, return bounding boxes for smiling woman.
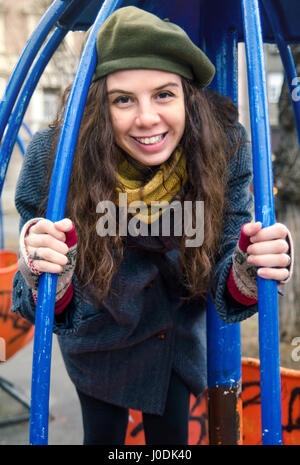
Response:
[107,69,186,166]
[12,5,294,446]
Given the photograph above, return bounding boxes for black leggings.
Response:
[76,371,190,445]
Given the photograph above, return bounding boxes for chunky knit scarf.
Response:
[116,147,188,224]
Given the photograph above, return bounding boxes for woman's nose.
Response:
[135,102,160,127]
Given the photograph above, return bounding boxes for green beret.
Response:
[91,6,215,88]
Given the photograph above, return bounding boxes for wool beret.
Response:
[91,6,215,87]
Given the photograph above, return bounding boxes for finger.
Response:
[250,223,288,243]
[27,246,68,267]
[54,218,73,233]
[247,253,290,268]
[247,239,289,256]
[242,221,262,237]
[30,219,66,242]
[29,259,64,274]
[25,233,69,255]
[257,267,290,281]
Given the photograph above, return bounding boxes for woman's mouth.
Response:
[133,133,166,145]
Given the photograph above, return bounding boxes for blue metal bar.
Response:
[0,27,67,197]
[0,0,68,143]
[241,0,282,445]
[29,0,124,445]
[206,299,241,387]
[262,0,300,149]
[202,12,242,443]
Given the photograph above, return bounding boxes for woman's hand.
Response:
[243,221,290,282]
[25,218,73,274]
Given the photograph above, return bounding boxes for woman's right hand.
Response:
[25,218,73,274]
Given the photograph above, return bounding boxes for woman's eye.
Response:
[157,91,173,100]
[113,95,132,105]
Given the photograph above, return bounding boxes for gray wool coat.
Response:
[11,123,257,415]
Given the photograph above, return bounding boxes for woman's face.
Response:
[107,69,185,166]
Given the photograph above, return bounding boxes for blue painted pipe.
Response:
[202,9,242,443]
[0,27,67,197]
[0,0,68,144]
[241,0,282,445]
[206,297,241,388]
[262,0,300,149]
[29,0,124,445]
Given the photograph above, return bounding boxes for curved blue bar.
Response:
[262,0,300,149]
[29,0,124,445]
[0,27,67,197]
[0,0,68,143]
[241,0,282,445]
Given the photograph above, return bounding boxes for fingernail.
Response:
[257,268,266,277]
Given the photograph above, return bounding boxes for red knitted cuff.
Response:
[64,222,77,248]
[31,283,74,314]
[55,283,74,314]
[238,223,252,253]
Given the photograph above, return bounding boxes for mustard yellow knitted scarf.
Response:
[116,147,188,224]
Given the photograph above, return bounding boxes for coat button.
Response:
[156,332,166,340]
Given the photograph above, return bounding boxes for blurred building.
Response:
[0,0,84,215]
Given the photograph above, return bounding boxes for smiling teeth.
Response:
[135,134,164,145]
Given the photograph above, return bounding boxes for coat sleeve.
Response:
[211,123,258,323]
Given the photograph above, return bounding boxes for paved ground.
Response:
[0,335,83,445]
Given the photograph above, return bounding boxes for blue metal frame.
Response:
[241,0,282,445]
[202,3,242,443]
[29,0,124,445]
[0,28,67,197]
[1,0,299,446]
[0,0,68,143]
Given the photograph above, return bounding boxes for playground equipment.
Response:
[0,0,299,445]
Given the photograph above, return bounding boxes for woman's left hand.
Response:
[243,221,290,282]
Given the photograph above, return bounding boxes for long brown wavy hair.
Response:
[39,76,244,305]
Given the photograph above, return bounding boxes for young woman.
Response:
[12,7,293,445]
